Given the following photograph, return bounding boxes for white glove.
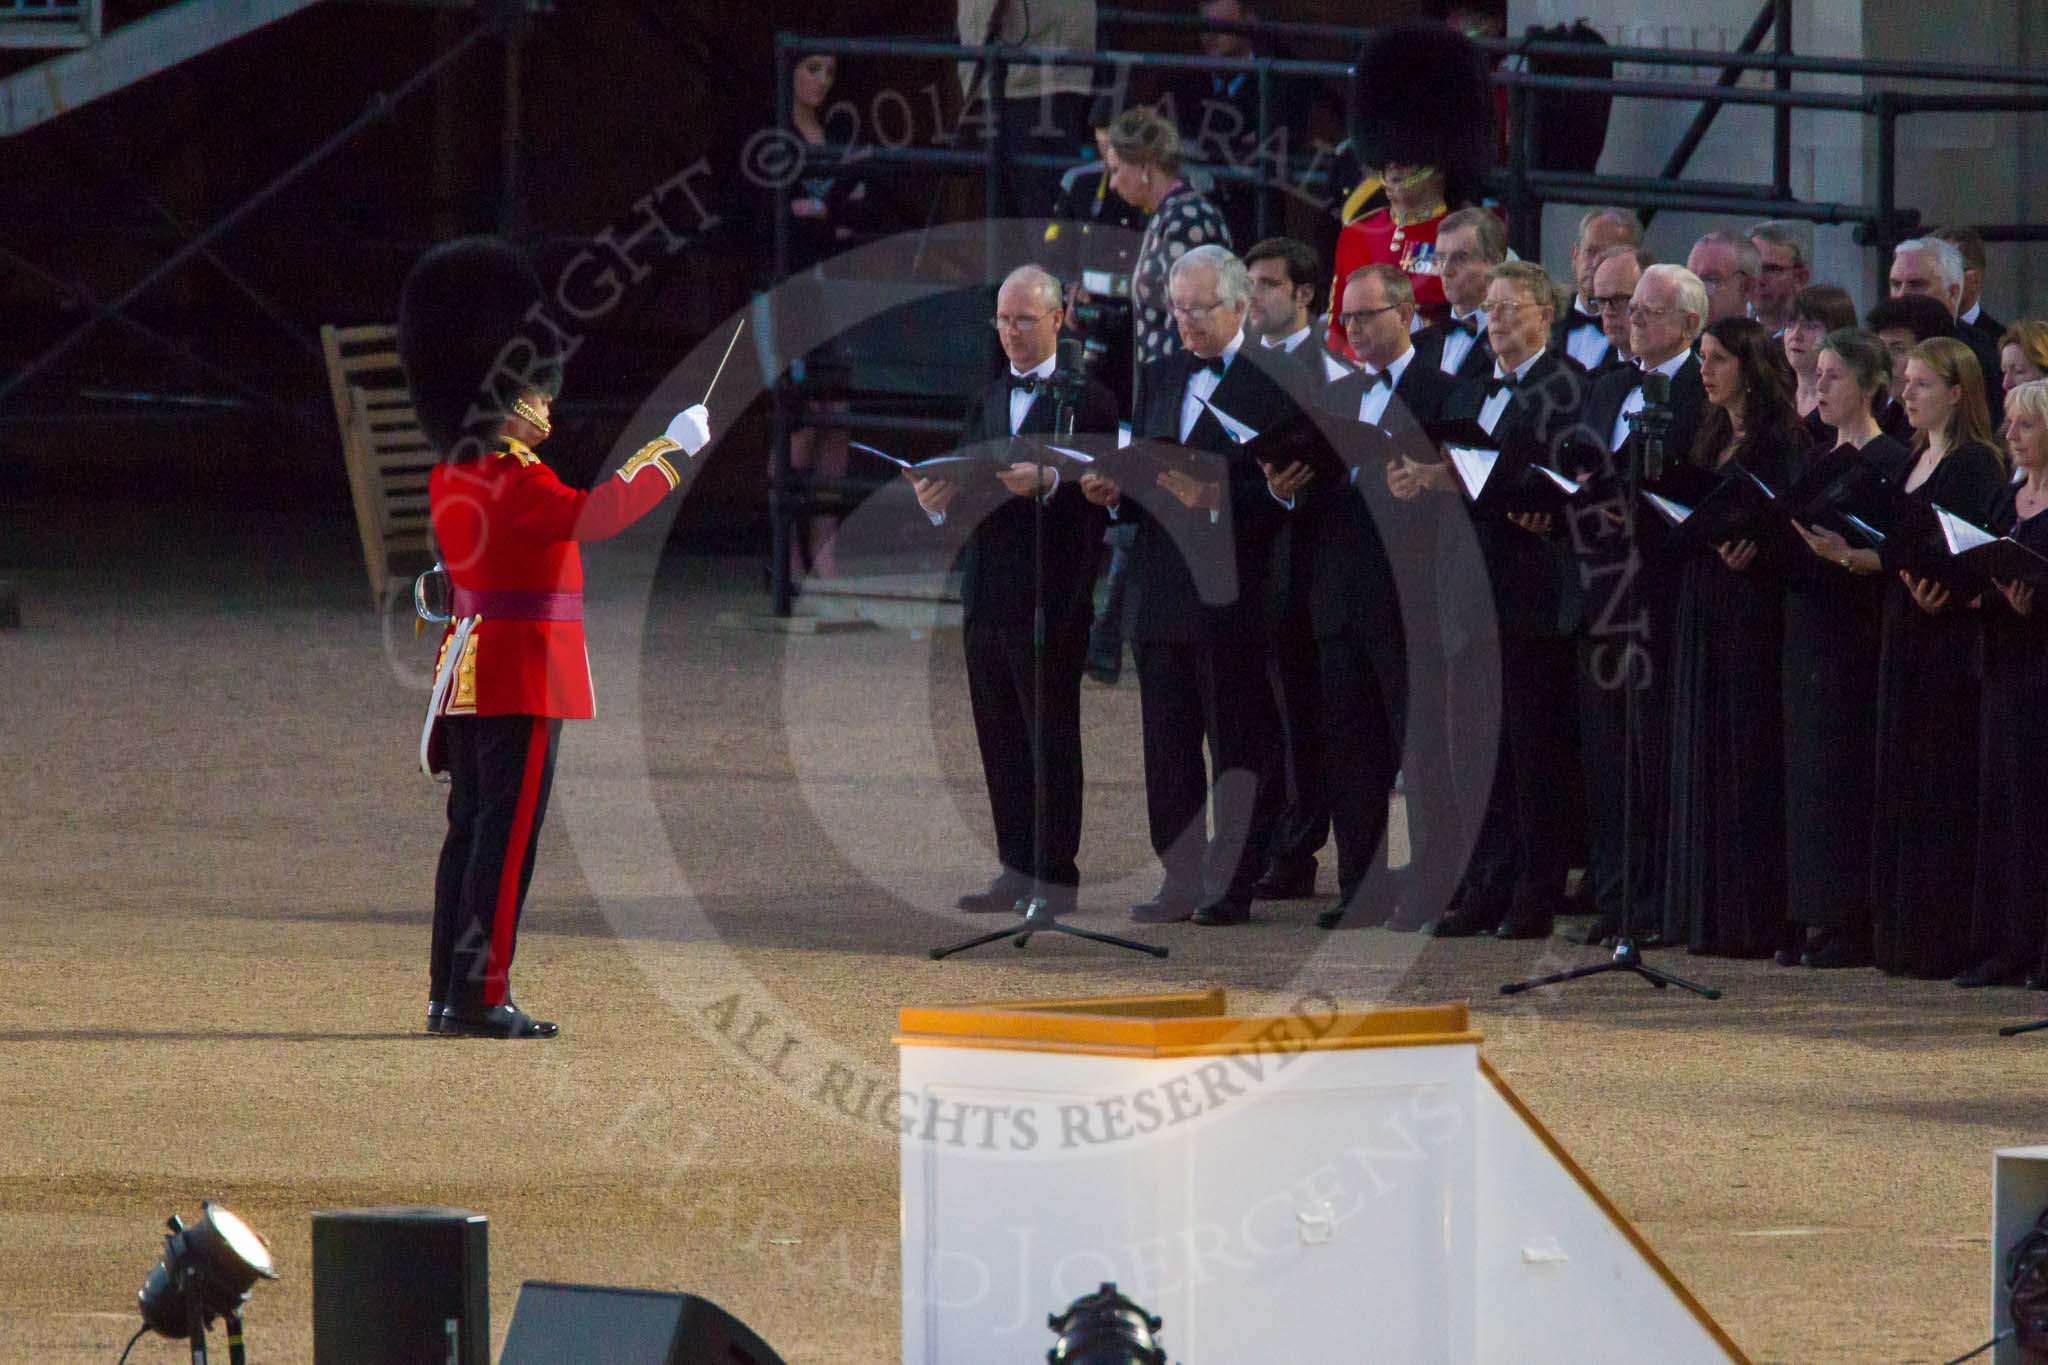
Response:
[664,404,712,457]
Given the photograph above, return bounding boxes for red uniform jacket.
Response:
[1326,205,1449,358]
[429,436,681,720]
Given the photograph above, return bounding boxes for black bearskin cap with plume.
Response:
[1351,24,1498,208]
[397,236,561,457]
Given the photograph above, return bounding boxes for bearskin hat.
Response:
[397,236,560,456]
[1351,24,1499,208]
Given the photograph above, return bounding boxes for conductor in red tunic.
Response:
[400,237,713,1039]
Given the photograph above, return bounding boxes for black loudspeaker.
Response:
[311,1207,489,1365]
[500,1281,787,1365]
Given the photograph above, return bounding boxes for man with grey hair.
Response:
[1417,205,1506,381]
[1892,235,2004,424]
[1556,207,1644,370]
[1565,261,1709,947]
[1686,230,1759,324]
[1933,225,2001,336]
[913,261,1120,917]
[1746,220,1811,334]
[1078,241,1296,926]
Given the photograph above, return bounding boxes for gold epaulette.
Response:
[618,438,683,491]
[493,438,541,468]
[1339,175,1386,227]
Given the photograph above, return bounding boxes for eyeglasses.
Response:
[1485,299,1544,320]
[1627,303,1682,322]
[1758,262,1797,276]
[1337,304,1400,328]
[1697,272,1751,291]
[1591,295,1634,315]
[990,311,1055,332]
[1168,299,1228,320]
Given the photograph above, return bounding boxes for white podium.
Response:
[897,989,1745,1364]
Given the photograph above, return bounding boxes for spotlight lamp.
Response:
[131,1201,276,1364]
[1047,1281,1170,1365]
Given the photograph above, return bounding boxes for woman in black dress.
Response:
[1957,378,2048,986]
[1865,337,2008,978]
[1785,331,1915,966]
[1662,318,1807,957]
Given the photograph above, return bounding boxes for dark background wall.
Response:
[0,0,1407,542]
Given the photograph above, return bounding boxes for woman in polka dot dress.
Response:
[1102,105,1232,406]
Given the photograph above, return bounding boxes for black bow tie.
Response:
[1446,315,1480,339]
[1486,375,1519,398]
[1189,354,1228,378]
[1364,368,1394,391]
[1573,309,1601,329]
[1008,373,1042,394]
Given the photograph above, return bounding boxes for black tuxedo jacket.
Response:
[954,372,1120,628]
[1123,347,1299,643]
[1413,317,1496,384]
[1300,356,1457,640]
[1443,350,1592,637]
[1577,352,1708,479]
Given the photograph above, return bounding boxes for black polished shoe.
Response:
[1494,913,1554,941]
[438,1003,559,1039]
[1429,903,1500,938]
[1192,896,1252,926]
[427,1000,447,1035]
[957,881,1029,914]
[1953,957,2022,989]
[1804,931,1869,970]
[1251,859,1317,900]
[1129,896,1197,924]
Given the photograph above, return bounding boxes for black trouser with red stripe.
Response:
[431,714,562,1011]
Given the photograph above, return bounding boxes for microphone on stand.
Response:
[1636,369,1673,482]
[1054,335,1087,440]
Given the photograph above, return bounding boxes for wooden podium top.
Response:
[895,989,1479,1058]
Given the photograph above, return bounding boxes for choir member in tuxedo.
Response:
[1867,337,2009,979]
[1581,245,1651,379]
[1661,319,1808,958]
[1551,207,1643,373]
[1079,245,1291,925]
[1957,380,2048,987]
[1932,226,2002,347]
[1747,222,1813,337]
[1784,330,1915,967]
[914,266,1119,916]
[2001,321,2048,397]
[1891,237,2004,429]
[1412,207,1504,383]
[1565,264,1708,946]
[1867,294,1959,444]
[1782,284,1857,438]
[1687,231,1758,326]
[1427,261,1589,940]
[1241,236,1334,899]
[1268,264,1458,929]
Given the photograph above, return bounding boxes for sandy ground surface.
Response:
[2,494,2044,1364]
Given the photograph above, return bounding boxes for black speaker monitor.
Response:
[312,1207,489,1365]
[500,1281,787,1365]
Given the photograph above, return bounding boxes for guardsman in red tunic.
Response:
[399,237,712,1039]
[1323,24,1499,358]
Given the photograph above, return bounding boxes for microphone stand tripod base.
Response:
[930,891,1169,960]
[1500,937,1721,998]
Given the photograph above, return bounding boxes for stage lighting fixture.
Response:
[134,1201,276,1363]
[1046,1281,1170,1365]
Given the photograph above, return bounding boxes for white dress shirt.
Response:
[1478,349,1547,435]
[1179,326,1246,443]
[1262,324,1312,354]
[1963,301,1983,328]
[1612,349,1690,454]
[1438,307,1486,375]
[1357,345,1416,427]
[1007,353,1056,434]
[1563,297,1610,371]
